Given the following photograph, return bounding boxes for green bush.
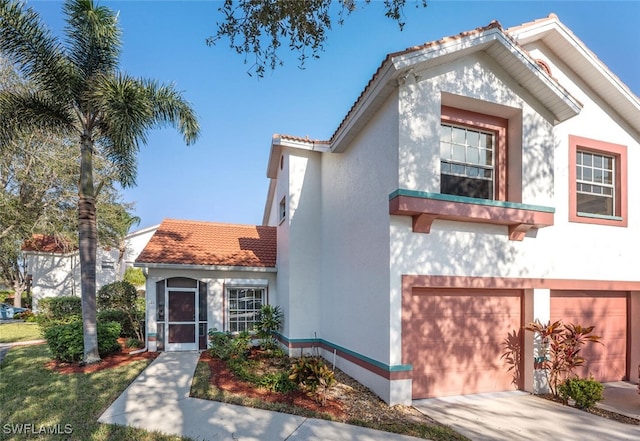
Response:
[558,376,604,409]
[97,281,144,340]
[126,338,143,348]
[43,320,121,362]
[289,356,336,405]
[207,329,251,360]
[97,309,139,338]
[37,296,82,322]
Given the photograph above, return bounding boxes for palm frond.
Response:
[0,89,76,149]
[144,79,200,146]
[89,73,199,187]
[64,0,121,83]
[0,0,74,99]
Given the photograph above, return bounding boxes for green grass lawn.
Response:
[0,322,43,343]
[0,344,193,441]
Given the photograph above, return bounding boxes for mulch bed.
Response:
[45,338,158,374]
[200,350,346,419]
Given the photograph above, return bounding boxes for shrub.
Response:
[207,329,251,360]
[289,356,336,405]
[43,320,121,362]
[97,309,139,338]
[37,296,82,323]
[558,376,604,409]
[126,338,144,348]
[97,281,144,340]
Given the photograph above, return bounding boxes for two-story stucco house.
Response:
[137,15,640,405]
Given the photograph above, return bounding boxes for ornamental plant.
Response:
[558,376,604,409]
[525,320,602,397]
[289,356,336,406]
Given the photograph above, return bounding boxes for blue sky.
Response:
[28,1,640,230]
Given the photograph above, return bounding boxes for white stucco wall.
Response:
[144,267,277,351]
[27,247,120,311]
[318,93,399,373]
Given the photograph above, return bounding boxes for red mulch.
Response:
[200,350,346,419]
[45,338,158,374]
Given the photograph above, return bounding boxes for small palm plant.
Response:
[257,304,283,351]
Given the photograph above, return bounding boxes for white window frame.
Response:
[576,150,615,216]
[225,286,266,333]
[440,123,495,200]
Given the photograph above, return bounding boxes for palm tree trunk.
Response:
[79,135,100,364]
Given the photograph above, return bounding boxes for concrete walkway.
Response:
[99,351,422,441]
[413,390,640,441]
[0,339,46,364]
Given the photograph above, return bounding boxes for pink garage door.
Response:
[550,291,628,381]
[403,288,523,399]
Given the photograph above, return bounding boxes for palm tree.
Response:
[0,0,199,363]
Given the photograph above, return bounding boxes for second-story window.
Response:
[576,150,615,216]
[440,124,495,200]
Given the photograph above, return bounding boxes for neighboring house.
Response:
[23,225,158,311]
[136,15,640,405]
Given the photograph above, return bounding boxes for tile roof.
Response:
[136,219,277,268]
[21,234,75,253]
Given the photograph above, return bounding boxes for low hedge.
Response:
[43,320,121,363]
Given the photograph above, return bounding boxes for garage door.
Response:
[403,288,522,399]
[551,291,627,381]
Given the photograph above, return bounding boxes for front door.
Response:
[166,289,198,351]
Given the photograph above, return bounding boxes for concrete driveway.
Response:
[413,389,640,441]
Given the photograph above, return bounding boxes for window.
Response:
[227,287,265,332]
[569,136,627,227]
[440,124,495,199]
[279,197,286,223]
[440,106,507,201]
[101,260,114,270]
[576,151,615,216]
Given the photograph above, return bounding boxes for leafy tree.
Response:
[0,0,199,363]
[123,267,145,287]
[209,0,428,76]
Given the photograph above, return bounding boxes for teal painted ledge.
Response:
[389,189,555,241]
[277,334,412,379]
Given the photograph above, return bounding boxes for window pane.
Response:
[576,151,582,165]
[452,127,466,144]
[593,169,603,183]
[452,145,465,162]
[583,168,592,181]
[441,125,452,142]
[577,193,613,216]
[467,147,479,164]
[440,141,451,158]
[467,130,479,147]
[593,155,602,168]
[602,171,613,185]
[582,153,592,166]
[602,156,612,170]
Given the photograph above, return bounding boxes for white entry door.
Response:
[165,289,198,351]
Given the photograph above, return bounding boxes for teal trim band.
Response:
[389,189,555,213]
[577,212,623,221]
[278,334,412,373]
[148,333,157,337]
